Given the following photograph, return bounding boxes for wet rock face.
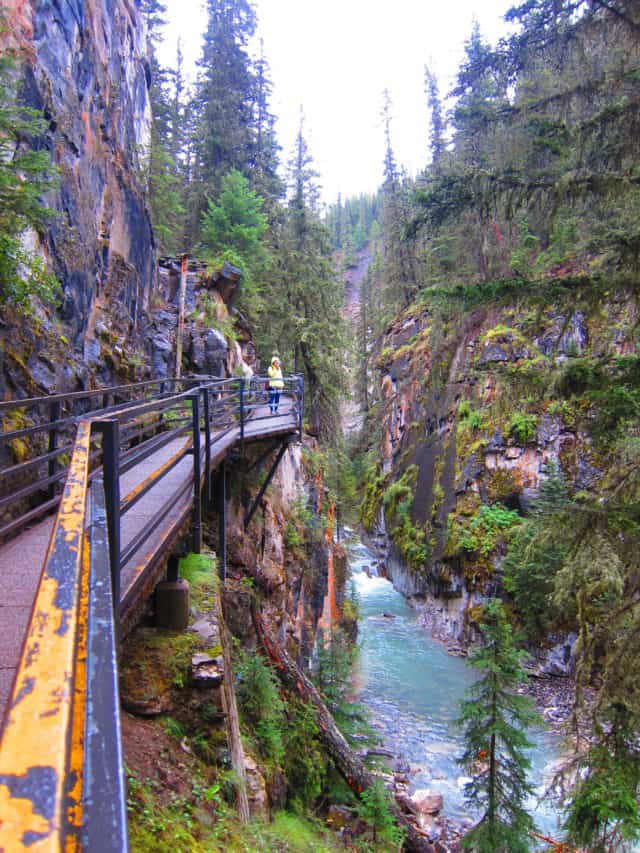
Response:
[190,328,228,377]
[537,633,578,677]
[372,290,638,644]
[8,0,154,343]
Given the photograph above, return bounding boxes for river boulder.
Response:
[410,788,444,816]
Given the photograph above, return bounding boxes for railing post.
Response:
[238,378,245,443]
[203,386,212,506]
[95,419,121,614]
[48,399,61,499]
[190,392,202,554]
[175,254,188,379]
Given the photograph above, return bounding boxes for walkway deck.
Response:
[0,400,297,724]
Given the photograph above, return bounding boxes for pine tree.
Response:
[168,39,185,165]
[453,21,506,169]
[503,463,571,640]
[563,701,640,850]
[235,649,285,767]
[315,629,375,748]
[379,91,417,312]
[0,50,59,306]
[190,0,257,237]
[457,599,539,853]
[424,63,446,167]
[334,192,343,249]
[278,116,346,438]
[142,0,186,255]
[356,779,405,849]
[200,169,270,319]
[251,41,283,204]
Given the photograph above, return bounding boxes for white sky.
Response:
[158,0,513,205]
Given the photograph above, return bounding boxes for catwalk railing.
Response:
[0,374,303,851]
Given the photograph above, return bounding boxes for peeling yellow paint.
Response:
[0,421,91,850]
[0,782,51,848]
[65,536,90,845]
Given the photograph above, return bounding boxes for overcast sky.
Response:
[158,1,513,205]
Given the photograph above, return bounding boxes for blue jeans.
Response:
[269,389,280,413]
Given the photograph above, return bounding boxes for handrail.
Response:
[0,378,213,542]
[0,377,198,413]
[0,374,304,850]
[0,421,93,850]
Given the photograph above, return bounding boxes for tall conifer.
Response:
[251,41,282,204]
[275,116,346,438]
[142,0,185,255]
[457,600,539,853]
[424,64,446,167]
[190,0,257,238]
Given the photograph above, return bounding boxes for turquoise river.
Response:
[348,536,564,842]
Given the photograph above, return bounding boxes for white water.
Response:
[347,536,564,840]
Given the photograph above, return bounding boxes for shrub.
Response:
[235,651,285,769]
[0,53,60,307]
[557,357,602,396]
[508,412,538,444]
[283,700,327,811]
[360,464,388,531]
[356,779,405,849]
[458,400,483,430]
[284,497,315,547]
[456,504,522,557]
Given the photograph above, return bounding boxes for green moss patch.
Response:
[382,466,428,570]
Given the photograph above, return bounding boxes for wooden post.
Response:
[175,254,188,379]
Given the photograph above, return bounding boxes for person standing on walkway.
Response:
[268,355,284,414]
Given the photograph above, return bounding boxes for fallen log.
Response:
[252,608,436,853]
[360,747,396,760]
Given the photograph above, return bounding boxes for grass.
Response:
[128,782,343,853]
[178,551,218,608]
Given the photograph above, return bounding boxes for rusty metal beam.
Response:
[243,440,290,530]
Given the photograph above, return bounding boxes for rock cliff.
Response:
[365,278,639,645]
[222,440,349,672]
[1,0,154,395]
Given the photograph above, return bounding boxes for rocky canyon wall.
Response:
[365,280,638,647]
[1,0,155,394]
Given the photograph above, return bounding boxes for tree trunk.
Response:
[219,596,251,822]
[300,340,321,436]
[252,607,436,853]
